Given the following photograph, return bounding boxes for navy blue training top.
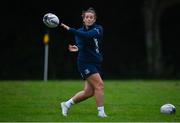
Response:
[68,24,103,63]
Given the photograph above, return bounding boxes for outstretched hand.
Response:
[68,45,78,52]
[60,23,70,30]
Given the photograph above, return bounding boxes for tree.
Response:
[143,0,180,77]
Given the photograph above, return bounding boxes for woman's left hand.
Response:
[68,45,78,52]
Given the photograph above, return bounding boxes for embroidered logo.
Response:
[84,69,90,75]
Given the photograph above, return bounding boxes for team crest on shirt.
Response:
[84,69,90,75]
[94,28,100,34]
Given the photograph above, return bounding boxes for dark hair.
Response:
[81,7,97,19]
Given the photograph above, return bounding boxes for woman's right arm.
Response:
[60,23,70,30]
[60,23,102,39]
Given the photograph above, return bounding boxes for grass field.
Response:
[0,80,180,122]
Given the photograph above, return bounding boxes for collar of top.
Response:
[83,24,96,31]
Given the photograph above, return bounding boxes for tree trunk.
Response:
[143,0,160,76]
[143,0,180,77]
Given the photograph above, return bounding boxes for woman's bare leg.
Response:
[61,81,94,116]
[86,73,107,117]
[72,81,94,103]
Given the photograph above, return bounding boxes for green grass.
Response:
[0,80,180,122]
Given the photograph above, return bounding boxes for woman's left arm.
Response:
[68,44,78,52]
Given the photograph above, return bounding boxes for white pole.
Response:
[44,44,49,82]
[43,32,50,82]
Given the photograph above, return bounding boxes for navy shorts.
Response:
[77,61,102,80]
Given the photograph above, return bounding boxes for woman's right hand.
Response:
[60,23,70,30]
[68,45,78,52]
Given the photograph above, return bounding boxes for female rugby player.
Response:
[60,7,107,118]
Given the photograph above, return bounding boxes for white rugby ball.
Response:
[160,103,176,114]
[43,13,59,28]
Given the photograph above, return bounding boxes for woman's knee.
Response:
[87,73,104,91]
[96,81,104,91]
[84,89,94,97]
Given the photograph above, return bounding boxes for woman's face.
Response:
[83,12,96,27]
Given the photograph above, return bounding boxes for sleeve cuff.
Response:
[68,28,76,33]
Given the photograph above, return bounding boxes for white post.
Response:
[43,33,50,82]
[44,44,49,82]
